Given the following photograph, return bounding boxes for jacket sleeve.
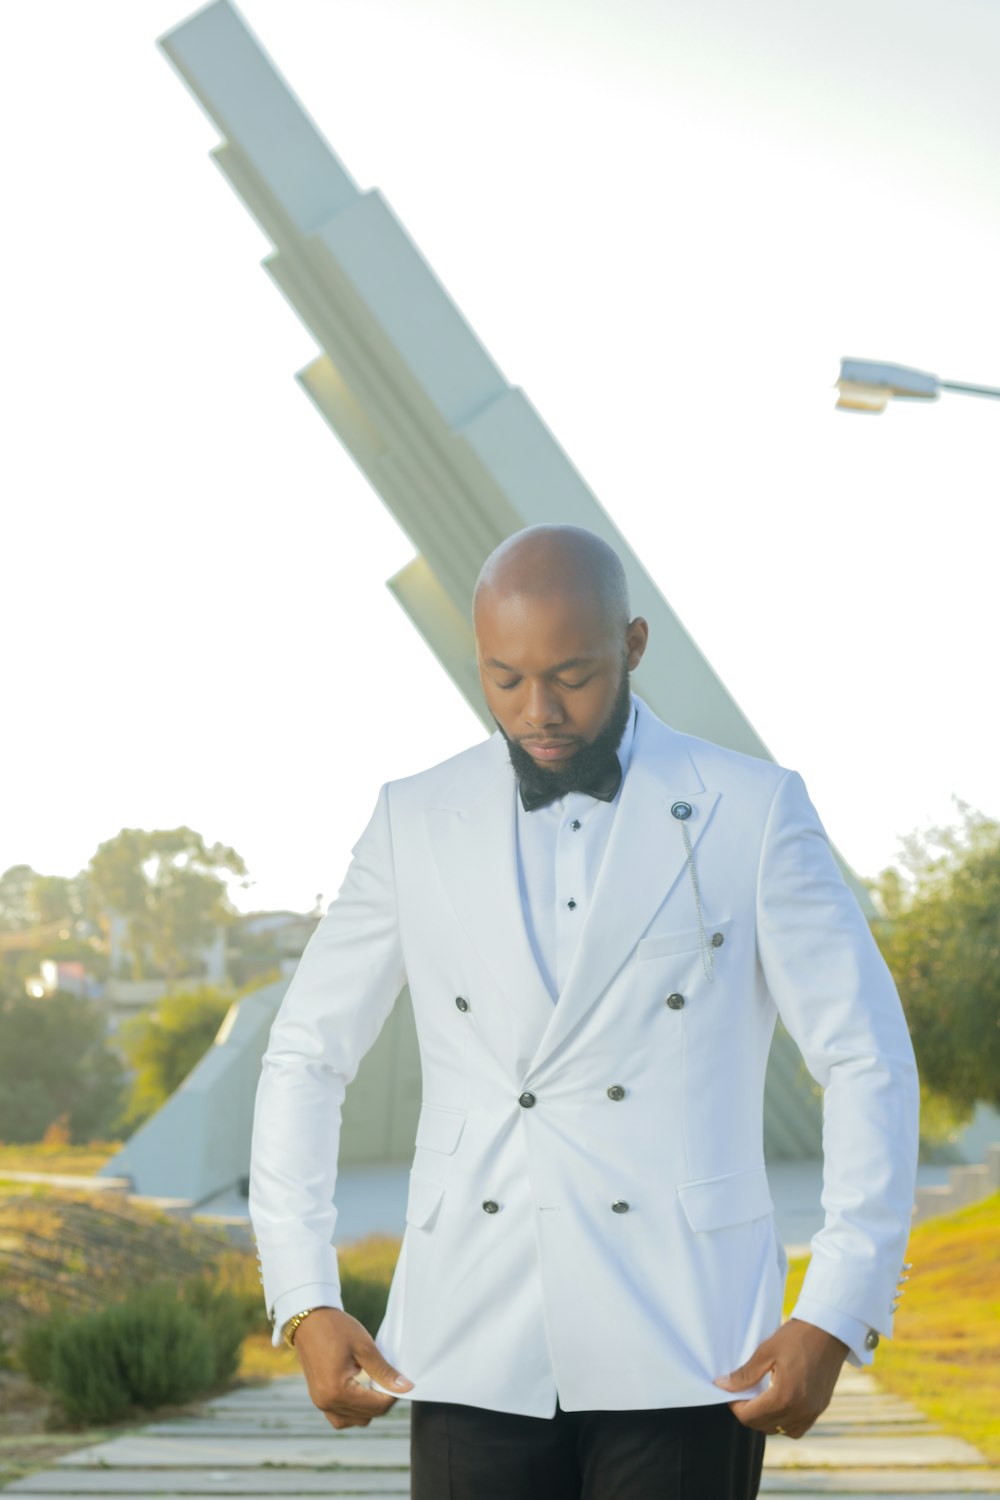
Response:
[755,769,919,1350]
[248,782,406,1340]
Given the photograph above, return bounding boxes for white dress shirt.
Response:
[515,698,638,1001]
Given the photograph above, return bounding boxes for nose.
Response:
[522,679,566,729]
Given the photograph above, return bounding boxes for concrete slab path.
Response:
[2,1364,995,1498]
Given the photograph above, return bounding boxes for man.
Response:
[249,525,919,1499]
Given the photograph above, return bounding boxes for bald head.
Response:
[472,526,648,773]
[473,525,630,632]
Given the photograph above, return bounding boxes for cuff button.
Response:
[864,1329,880,1351]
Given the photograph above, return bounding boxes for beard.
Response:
[495,660,634,802]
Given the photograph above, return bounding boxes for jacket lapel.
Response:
[525,701,720,1075]
[426,734,556,1080]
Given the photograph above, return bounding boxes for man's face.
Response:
[475,590,644,773]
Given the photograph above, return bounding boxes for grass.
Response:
[785,1191,1000,1464]
[0,1142,119,1177]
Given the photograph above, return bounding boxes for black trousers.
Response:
[410,1396,766,1500]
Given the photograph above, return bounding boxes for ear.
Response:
[625,617,649,671]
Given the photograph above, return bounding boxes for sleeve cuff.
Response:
[269,1282,345,1348]
[791,1296,875,1367]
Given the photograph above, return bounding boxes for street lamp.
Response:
[835,358,1000,414]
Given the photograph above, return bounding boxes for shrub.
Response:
[49,1313,136,1424]
[18,1275,264,1424]
[181,1276,254,1383]
[17,1309,62,1388]
[40,1286,216,1424]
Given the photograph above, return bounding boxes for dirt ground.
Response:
[0,1369,107,1487]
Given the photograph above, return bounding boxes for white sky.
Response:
[2,0,998,916]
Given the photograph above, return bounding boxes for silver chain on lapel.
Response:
[671,802,715,984]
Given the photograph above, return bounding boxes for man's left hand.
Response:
[713,1319,849,1438]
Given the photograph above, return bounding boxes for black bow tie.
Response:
[518,755,623,812]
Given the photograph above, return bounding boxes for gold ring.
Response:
[775,1424,787,1435]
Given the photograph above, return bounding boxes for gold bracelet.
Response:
[282,1307,321,1348]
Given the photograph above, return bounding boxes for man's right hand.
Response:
[291,1307,414,1430]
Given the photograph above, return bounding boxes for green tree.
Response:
[0,865,45,931]
[0,988,125,1142]
[117,983,235,1130]
[86,828,248,981]
[0,864,108,1000]
[872,803,1000,1127]
[0,864,90,932]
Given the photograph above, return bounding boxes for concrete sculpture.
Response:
[103,0,860,1210]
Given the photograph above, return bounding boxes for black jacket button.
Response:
[711,932,725,948]
[607,1085,626,1101]
[455,996,469,1012]
[666,993,685,1010]
[482,1200,499,1214]
[611,1200,630,1213]
[519,1091,537,1108]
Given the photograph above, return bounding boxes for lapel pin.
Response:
[670,801,692,821]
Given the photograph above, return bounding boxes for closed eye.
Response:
[494,676,592,691]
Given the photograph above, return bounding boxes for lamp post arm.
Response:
[938,379,1000,401]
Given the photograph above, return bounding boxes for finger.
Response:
[732,1392,817,1439]
[714,1345,776,1392]
[727,1387,788,1431]
[347,1372,398,1410]
[323,1410,372,1431]
[342,1383,399,1416]
[311,1374,399,1423]
[319,1390,397,1426]
[354,1337,414,1394]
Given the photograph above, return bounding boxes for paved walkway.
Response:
[2,1364,995,1498]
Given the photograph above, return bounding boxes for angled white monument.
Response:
[103,0,861,1210]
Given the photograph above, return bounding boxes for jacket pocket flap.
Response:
[677,1165,773,1232]
[405,1170,445,1229]
[414,1104,466,1155]
[637,919,732,961]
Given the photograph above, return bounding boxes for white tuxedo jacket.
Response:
[249,697,919,1416]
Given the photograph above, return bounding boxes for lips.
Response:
[521,740,577,761]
